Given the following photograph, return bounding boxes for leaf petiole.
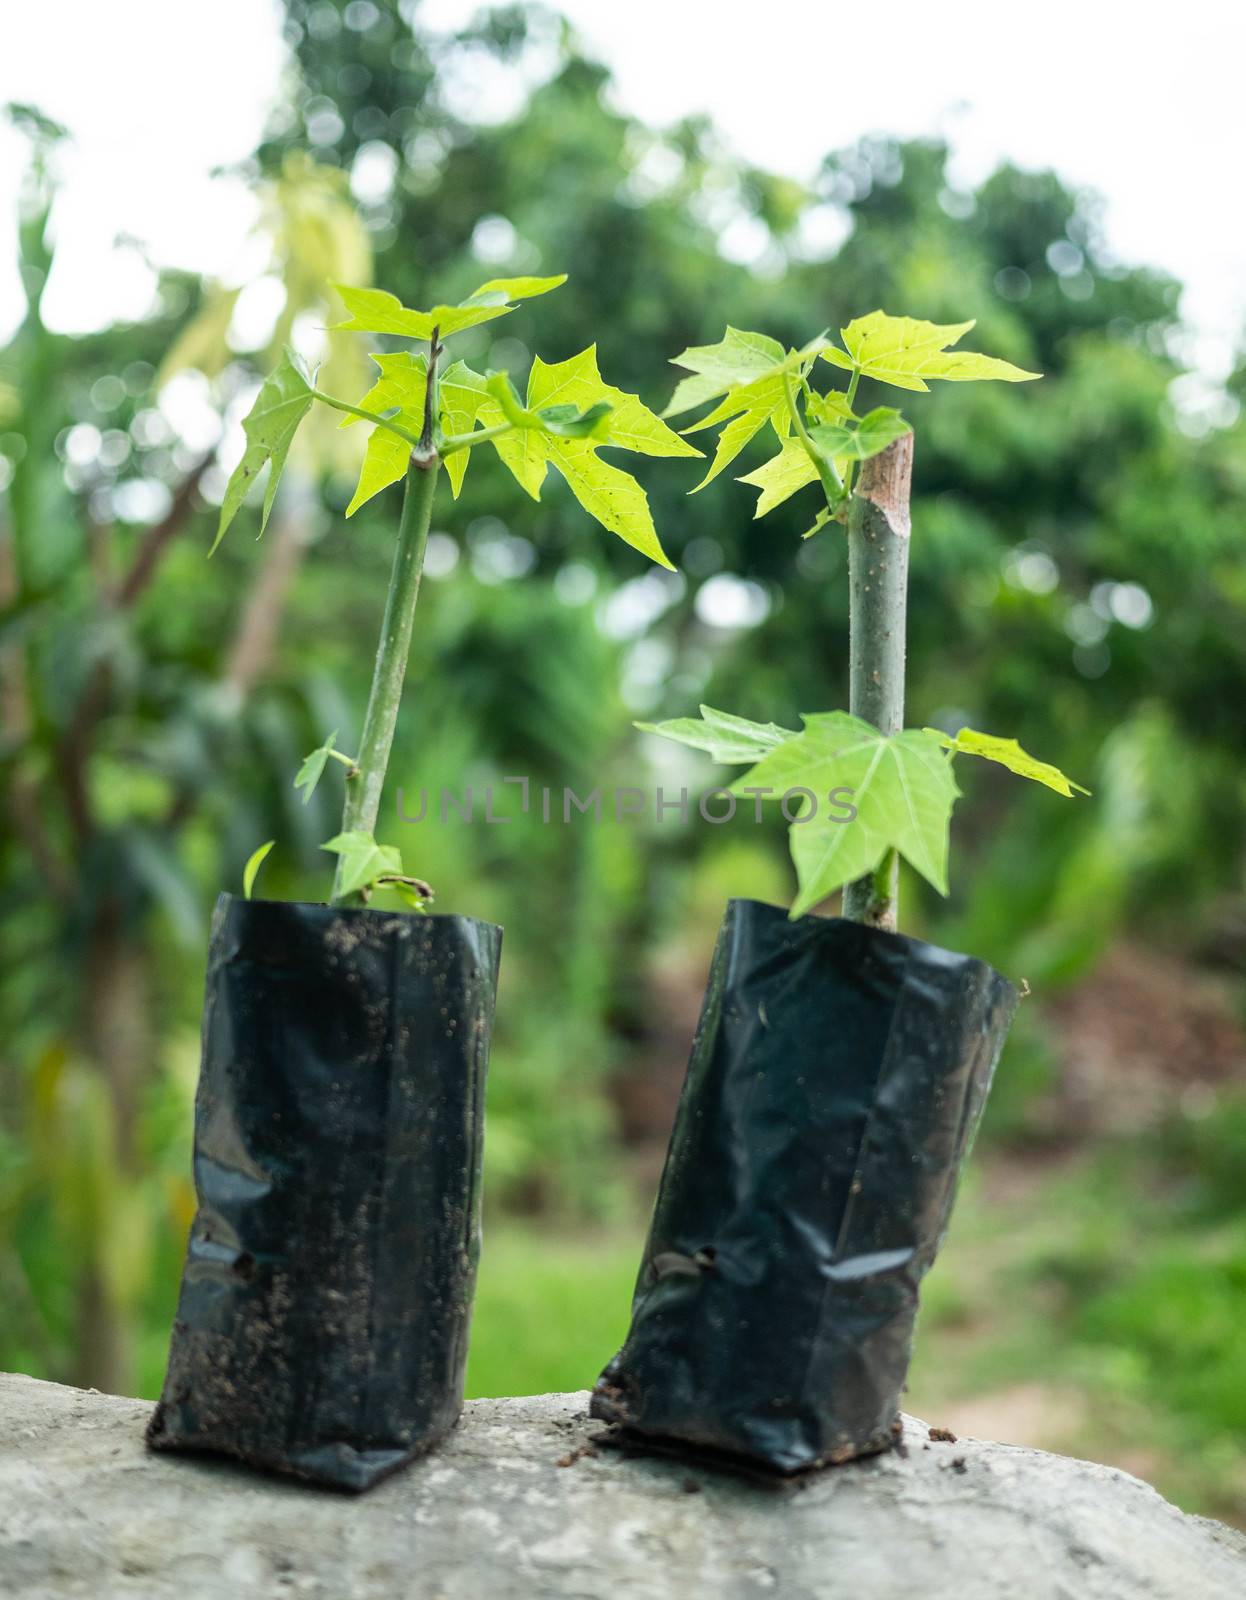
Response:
[311,389,424,449]
[439,418,519,456]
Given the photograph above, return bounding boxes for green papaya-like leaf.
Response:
[213,349,315,553]
[338,350,426,430]
[663,327,787,417]
[294,731,345,804]
[731,712,960,914]
[666,330,830,496]
[685,371,791,492]
[242,839,275,900]
[665,329,830,420]
[544,437,671,567]
[527,347,698,459]
[737,437,825,517]
[927,727,1090,796]
[808,405,911,463]
[321,829,404,898]
[821,310,1041,392]
[331,273,566,340]
[438,360,490,497]
[804,388,854,425]
[342,351,426,516]
[475,347,685,566]
[637,704,799,764]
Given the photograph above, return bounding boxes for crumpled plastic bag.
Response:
[593,897,1017,1473]
[147,893,502,1491]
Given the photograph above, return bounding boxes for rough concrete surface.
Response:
[2,1372,1244,1599]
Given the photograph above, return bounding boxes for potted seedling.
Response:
[592,312,1088,1473]
[148,273,696,1490]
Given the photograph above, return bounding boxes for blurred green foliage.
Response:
[1,0,1243,1523]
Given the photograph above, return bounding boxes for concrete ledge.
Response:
[2,1372,1244,1598]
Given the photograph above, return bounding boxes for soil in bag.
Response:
[592,897,1017,1474]
[147,892,501,1491]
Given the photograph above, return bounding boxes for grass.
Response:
[465,1222,638,1400]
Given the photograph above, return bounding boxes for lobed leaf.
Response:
[342,351,426,515]
[822,310,1041,392]
[294,731,338,804]
[331,273,567,340]
[438,359,490,497]
[808,405,911,463]
[663,326,787,417]
[730,712,961,915]
[321,829,404,898]
[927,727,1090,797]
[527,347,698,459]
[637,704,799,764]
[213,349,316,552]
[544,436,671,567]
[469,347,684,565]
[737,437,825,517]
[666,330,829,420]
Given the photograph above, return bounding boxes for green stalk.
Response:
[331,455,437,903]
[841,431,913,931]
[312,390,423,448]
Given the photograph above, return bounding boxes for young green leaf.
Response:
[242,840,275,900]
[665,329,830,421]
[926,727,1090,797]
[527,347,698,459]
[730,713,961,915]
[686,371,792,492]
[341,351,426,516]
[665,330,829,494]
[804,388,854,426]
[294,731,347,804]
[544,438,672,567]
[321,829,404,898]
[337,349,427,430]
[808,406,911,463]
[438,360,490,497]
[663,327,788,417]
[637,704,799,763]
[737,437,825,518]
[388,878,434,912]
[331,274,566,340]
[478,347,692,567]
[821,311,1041,392]
[213,349,315,552]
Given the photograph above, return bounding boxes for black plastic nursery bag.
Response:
[592,897,1017,1474]
[147,893,502,1490]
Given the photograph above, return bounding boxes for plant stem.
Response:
[331,454,438,904]
[842,432,914,932]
